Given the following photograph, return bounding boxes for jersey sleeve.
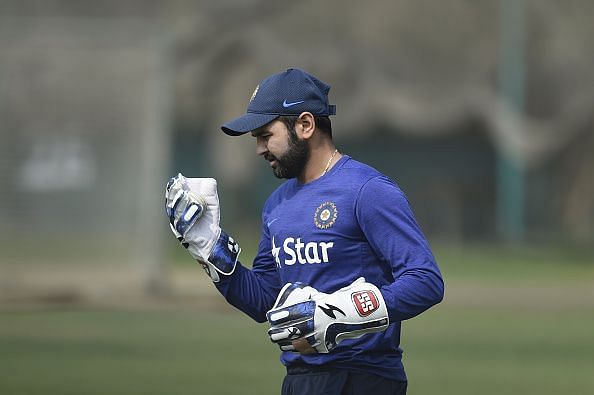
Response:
[213,210,282,323]
[355,176,444,322]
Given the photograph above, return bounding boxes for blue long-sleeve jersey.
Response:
[214,155,444,381]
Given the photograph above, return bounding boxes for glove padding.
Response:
[267,278,389,353]
[165,173,240,282]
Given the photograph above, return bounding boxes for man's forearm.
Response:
[380,267,445,322]
[214,263,280,323]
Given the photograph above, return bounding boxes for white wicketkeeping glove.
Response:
[165,173,240,282]
[266,278,389,353]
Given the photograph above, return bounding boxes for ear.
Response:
[296,112,316,140]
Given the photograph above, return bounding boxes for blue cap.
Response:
[221,68,336,136]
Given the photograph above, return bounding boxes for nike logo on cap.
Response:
[282,99,305,108]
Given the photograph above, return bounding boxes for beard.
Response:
[266,128,309,179]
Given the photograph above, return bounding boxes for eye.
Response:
[256,135,270,144]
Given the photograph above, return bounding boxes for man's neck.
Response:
[297,144,342,184]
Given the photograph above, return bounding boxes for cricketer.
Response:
[165,68,444,394]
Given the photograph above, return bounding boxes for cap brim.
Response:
[221,113,279,136]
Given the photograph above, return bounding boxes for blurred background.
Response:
[1,1,593,394]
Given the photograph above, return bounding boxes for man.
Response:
[165,68,444,394]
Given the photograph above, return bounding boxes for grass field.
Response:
[1,245,593,394]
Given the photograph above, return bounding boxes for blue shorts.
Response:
[282,366,407,395]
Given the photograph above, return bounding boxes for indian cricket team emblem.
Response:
[314,201,338,229]
[250,84,259,102]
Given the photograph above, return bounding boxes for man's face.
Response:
[252,119,309,179]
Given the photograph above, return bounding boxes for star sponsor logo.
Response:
[314,201,338,229]
[271,236,334,266]
[271,236,281,268]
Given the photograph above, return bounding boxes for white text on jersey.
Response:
[281,237,334,265]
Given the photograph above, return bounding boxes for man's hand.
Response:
[165,173,240,282]
[266,278,389,354]
[165,173,209,242]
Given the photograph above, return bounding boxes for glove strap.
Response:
[203,229,241,279]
